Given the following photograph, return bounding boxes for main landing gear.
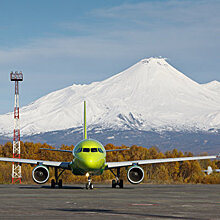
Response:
[51,167,65,188]
[110,168,124,188]
[85,173,93,190]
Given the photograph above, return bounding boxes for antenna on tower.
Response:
[10,71,23,184]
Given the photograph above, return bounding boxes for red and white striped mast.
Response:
[10,71,23,184]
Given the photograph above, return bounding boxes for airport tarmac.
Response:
[0,184,219,220]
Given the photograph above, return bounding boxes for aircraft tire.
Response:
[119,179,123,188]
[112,180,116,188]
[86,183,89,189]
[90,183,94,189]
[58,179,62,188]
[51,179,55,188]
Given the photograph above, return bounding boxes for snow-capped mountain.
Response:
[202,80,220,94]
[0,57,220,137]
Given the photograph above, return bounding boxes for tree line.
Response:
[0,142,219,184]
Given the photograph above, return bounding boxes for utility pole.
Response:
[10,71,23,184]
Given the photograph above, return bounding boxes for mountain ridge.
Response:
[202,80,220,94]
[0,57,219,137]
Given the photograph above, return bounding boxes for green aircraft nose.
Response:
[83,158,103,170]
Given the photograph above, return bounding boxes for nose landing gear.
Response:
[85,173,94,189]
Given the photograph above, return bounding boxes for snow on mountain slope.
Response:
[201,80,220,94]
[0,57,219,136]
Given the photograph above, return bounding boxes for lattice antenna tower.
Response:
[10,71,23,184]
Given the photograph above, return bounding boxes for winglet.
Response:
[84,101,87,139]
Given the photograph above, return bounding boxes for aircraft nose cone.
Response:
[85,159,101,169]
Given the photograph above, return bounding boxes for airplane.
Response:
[203,166,220,175]
[0,101,219,189]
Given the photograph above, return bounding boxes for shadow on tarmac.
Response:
[18,184,135,190]
[19,185,84,190]
[51,208,199,220]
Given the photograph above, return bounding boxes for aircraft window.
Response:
[98,148,104,153]
[76,148,82,153]
[91,148,97,152]
[83,148,90,152]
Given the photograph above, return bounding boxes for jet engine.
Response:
[32,165,49,184]
[127,165,144,184]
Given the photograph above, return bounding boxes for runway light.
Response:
[86,172,89,177]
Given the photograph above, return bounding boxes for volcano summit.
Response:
[0,58,219,152]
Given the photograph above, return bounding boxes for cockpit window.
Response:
[91,148,97,152]
[98,148,104,153]
[76,148,82,153]
[83,148,90,152]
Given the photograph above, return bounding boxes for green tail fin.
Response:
[84,100,87,139]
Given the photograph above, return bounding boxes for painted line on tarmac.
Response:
[131,203,158,206]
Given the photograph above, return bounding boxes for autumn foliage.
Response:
[0,142,219,184]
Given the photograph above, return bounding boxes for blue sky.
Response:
[0,0,219,114]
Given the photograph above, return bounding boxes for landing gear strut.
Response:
[85,174,93,189]
[51,167,65,188]
[110,168,124,188]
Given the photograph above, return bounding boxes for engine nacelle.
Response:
[127,165,144,184]
[32,165,49,184]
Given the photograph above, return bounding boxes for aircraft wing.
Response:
[106,148,129,152]
[40,148,72,153]
[0,157,71,169]
[106,154,219,169]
